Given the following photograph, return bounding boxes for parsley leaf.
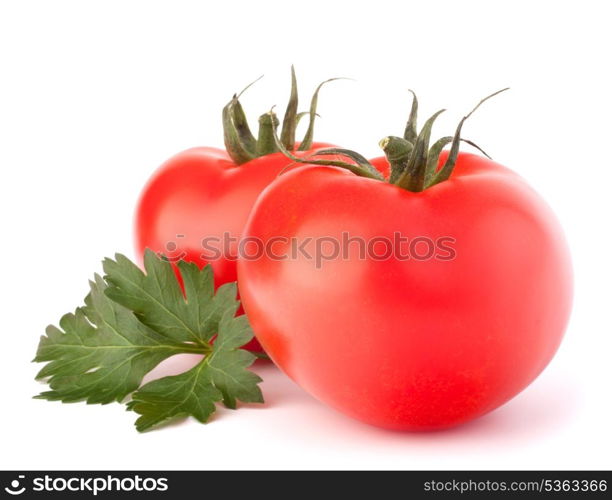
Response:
[103,250,239,345]
[34,275,193,404]
[127,312,263,432]
[34,251,264,431]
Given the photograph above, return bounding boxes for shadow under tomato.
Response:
[251,365,582,451]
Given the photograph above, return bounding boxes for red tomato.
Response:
[237,150,573,429]
[135,143,333,351]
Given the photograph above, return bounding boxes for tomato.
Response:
[134,69,345,351]
[237,136,573,428]
[135,144,334,351]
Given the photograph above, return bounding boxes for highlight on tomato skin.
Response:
[237,90,573,430]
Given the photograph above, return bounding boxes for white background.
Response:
[1,0,610,470]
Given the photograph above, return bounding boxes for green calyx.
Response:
[275,88,508,192]
[222,66,342,165]
[386,88,508,191]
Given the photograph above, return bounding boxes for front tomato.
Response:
[237,92,573,429]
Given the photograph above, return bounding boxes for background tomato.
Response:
[134,69,341,351]
[237,150,573,428]
[135,143,333,351]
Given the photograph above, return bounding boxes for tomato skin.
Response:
[237,151,573,429]
[135,143,333,351]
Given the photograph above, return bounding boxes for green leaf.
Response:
[34,252,264,431]
[34,275,196,404]
[127,311,263,432]
[103,250,239,345]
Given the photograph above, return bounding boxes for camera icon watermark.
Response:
[4,475,26,496]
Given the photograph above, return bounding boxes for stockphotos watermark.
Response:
[161,232,457,268]
[3,474,168,496]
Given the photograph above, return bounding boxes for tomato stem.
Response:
[222,67,342,164]
[280,65,299,151]
[395,108,446,191]
[425,88,508,188]
[276,88,508,192]
[379,136,413,183]
[256,112,280,156]
[297,77,347,151]
[222,94,258,165]
[268,119,384,180]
